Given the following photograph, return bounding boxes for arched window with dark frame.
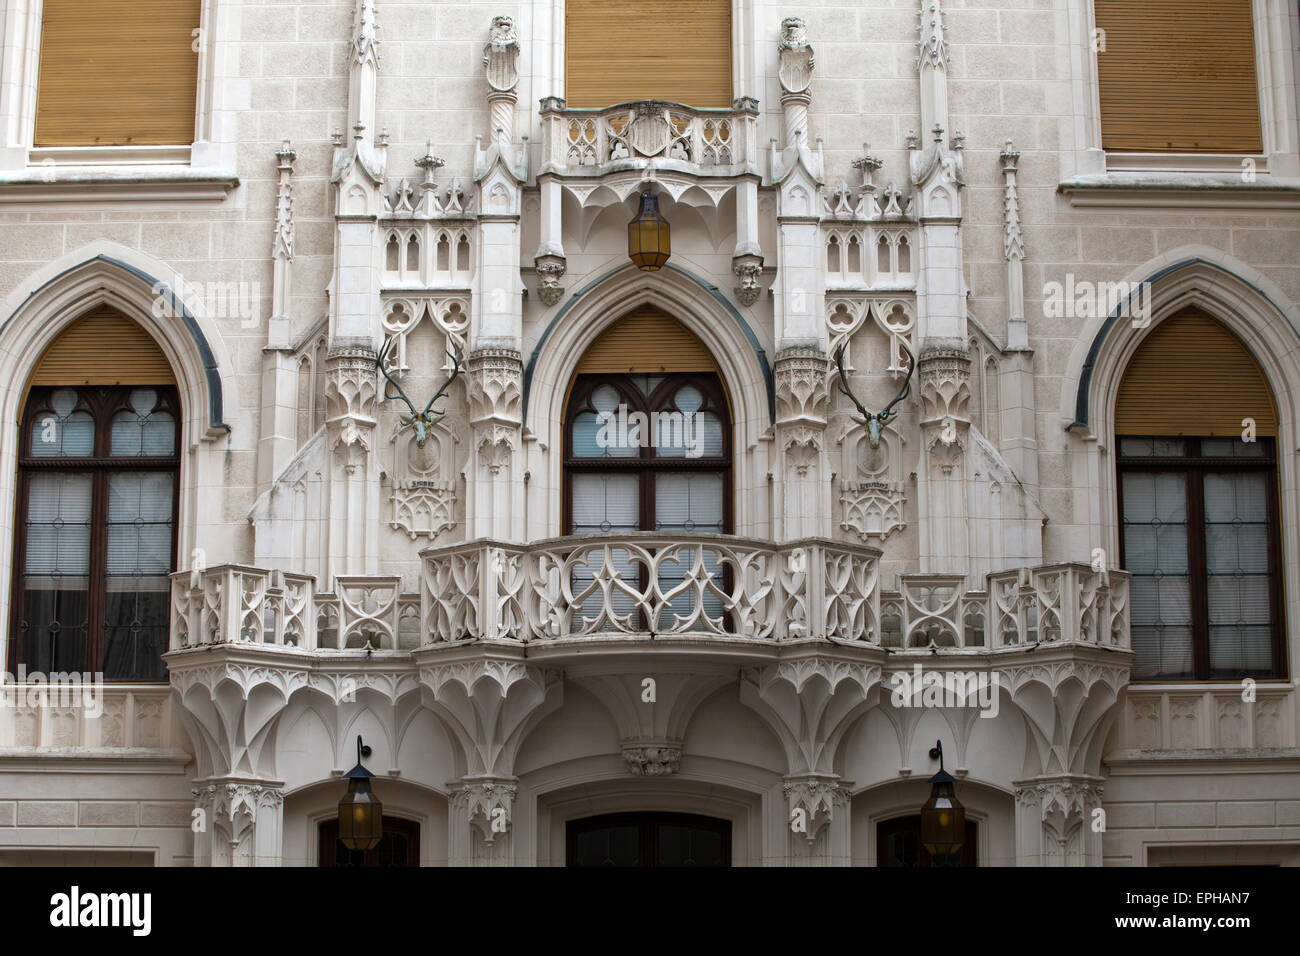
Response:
[563,310,733,631]
[8,307,180,683]
[1115,309,1286,681]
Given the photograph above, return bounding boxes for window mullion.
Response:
[86,469,109,675]
[1187,466,1210,681]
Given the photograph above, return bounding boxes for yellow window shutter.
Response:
[575,307,720,375]
[565,0,732,109]
[29,306,176,387]
[35,0,200,147]
[1115,309,1276,437]
[1094,0,1262,153]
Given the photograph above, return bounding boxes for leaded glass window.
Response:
[11,386,179,681]
[565,373,731,631]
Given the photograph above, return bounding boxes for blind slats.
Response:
[566,0,732,108]
[576,308,719,375]
[29,306,176,388]
[1095,0,1262,153]
[36,0,200,146]
[1115,309,1276,437]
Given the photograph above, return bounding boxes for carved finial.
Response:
[352,0,380,66]
[331,128,344,148]
[1000,138,1021,172]
[905,129,921,151]
[416,142,446,175]
[951,130,965,151]
[275,138,297,171]
[378,127,390,148]
[353,122,365,142]
[932,124,944,144]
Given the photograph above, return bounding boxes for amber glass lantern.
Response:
[920,740,966,859]
[338,735,383,851]
[628,189,671,271]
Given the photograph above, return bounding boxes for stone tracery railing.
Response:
[879,564,1130,650]
[539,97,759,175]
[420,534,880,644]
[170,566,422,652]
[170,554,1125,653]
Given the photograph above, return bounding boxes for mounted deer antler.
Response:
[833,340,915,448]
[376,336,464,447]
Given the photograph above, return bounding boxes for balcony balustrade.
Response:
[538,96,760,177]
[170,542,1126,655]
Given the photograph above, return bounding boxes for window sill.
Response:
[0,164,239,204]
[1057,172,1300,209]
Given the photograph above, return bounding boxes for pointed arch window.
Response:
[1116,309,1284,680]
[9,308,180,682]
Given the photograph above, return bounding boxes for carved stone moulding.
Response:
[622,741,683,776]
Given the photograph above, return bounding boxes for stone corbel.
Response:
[324,346,379,467]
[535,254,567,307]
[453,777,518,844]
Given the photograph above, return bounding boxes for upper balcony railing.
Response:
[538,96,760,178]
[170,544,1127,655]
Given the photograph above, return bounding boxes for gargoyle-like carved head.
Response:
[780,17,808,49]
[489,15,517,45]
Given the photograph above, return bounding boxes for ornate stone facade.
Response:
[0,0,1295,872]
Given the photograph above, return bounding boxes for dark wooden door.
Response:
[877,814,978,867]
[567,812,730,867]
[319,815,420,867]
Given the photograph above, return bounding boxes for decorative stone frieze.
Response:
[623,743,683,777]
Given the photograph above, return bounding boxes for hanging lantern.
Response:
[338,735,383,852]
[920,740,966,859]
[628,189,671,271]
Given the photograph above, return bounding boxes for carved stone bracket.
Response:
[732,255,764,307]
[466,348,523,425]
[783,774,846,843]
[325,345,379,466]
[918,346,971,424]
[774,346,829,426]
[452,777,518,843]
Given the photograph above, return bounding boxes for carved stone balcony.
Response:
[170,566,422,653]
[538,96,760,179]
[880,565,1131,651]
[420,534,880,645]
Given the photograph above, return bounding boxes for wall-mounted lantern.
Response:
[920,740,966,860]
[338,735,383,851]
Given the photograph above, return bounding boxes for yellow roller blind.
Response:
[575,307,719,375]
[1115,309,1275,437]
[566,0,732,108]
[35,0,200,146]
[29,306,176,387]
[1094,0,1262,153]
